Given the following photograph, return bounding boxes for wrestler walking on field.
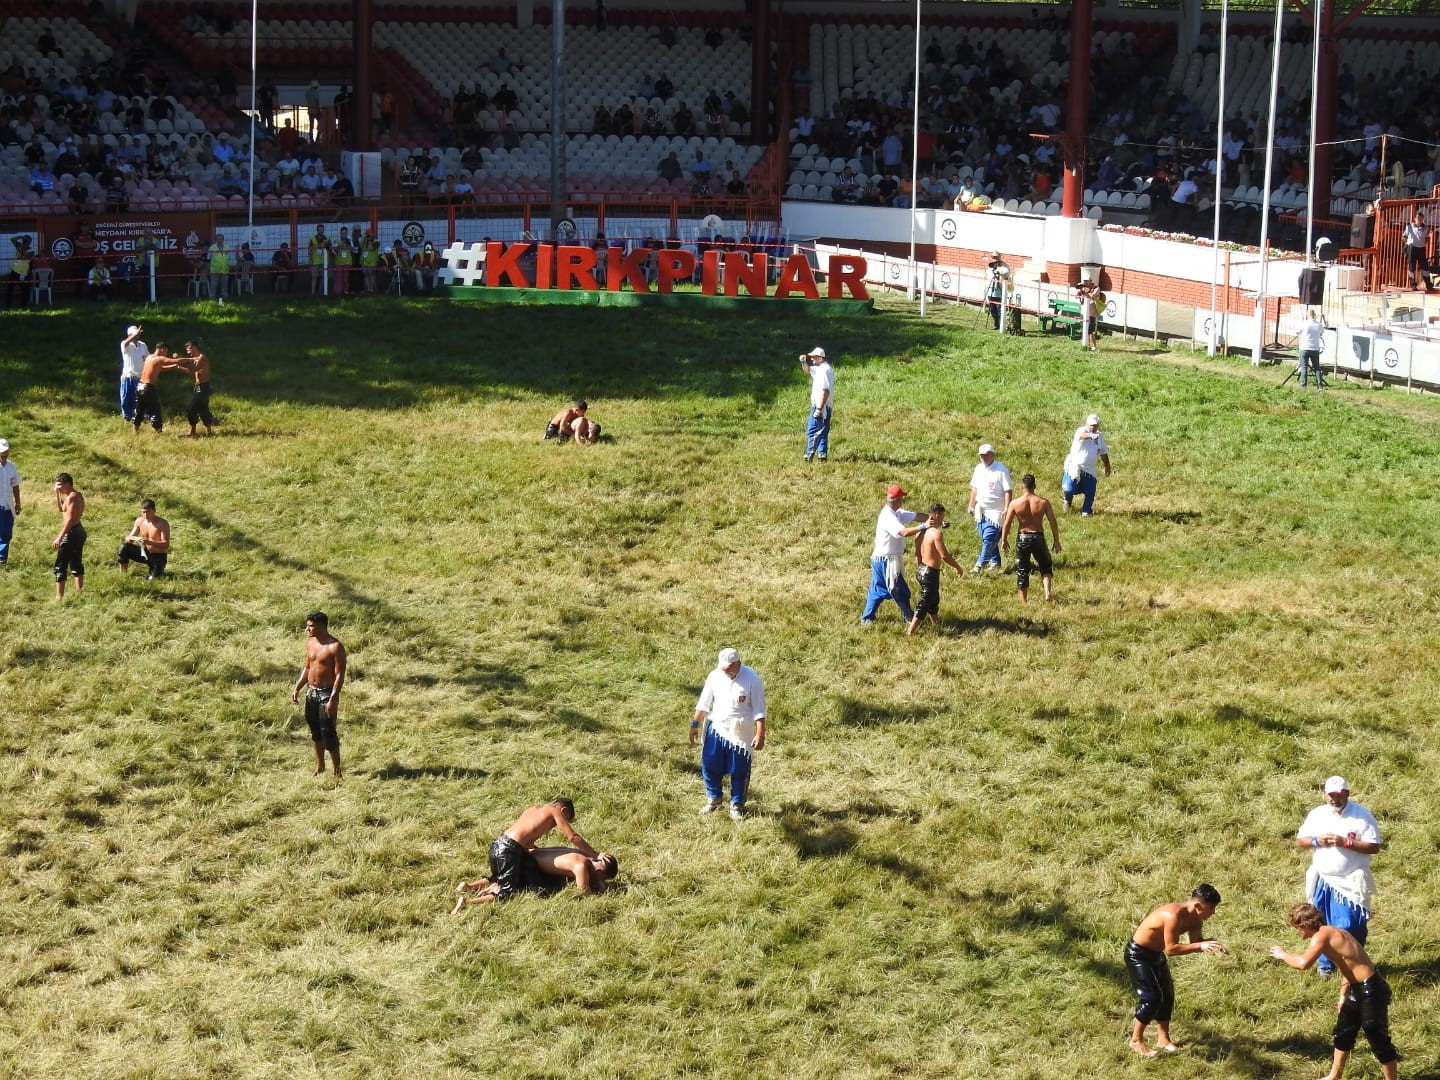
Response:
[291,611,346,777]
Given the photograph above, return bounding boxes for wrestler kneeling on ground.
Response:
[117,498,171,580]
[452,847,618,912]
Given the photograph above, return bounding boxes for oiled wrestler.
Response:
[1126,883,1227,1057]
[906,503,963,637]
[487,798,601,901]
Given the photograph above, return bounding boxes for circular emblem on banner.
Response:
[940,218,957,241]
[1104,299,1117,318]
[1383,348,1399,369]
[889,263,901,280]
[50,236,74,260]
[939,272,952,290]
[554,218,577,242]
[1203,317,1214,337]
[402,222,426,247]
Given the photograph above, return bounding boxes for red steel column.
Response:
[1061,0,1093,218]
[353,0,374,150]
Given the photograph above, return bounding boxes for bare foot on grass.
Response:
[1128,1039,1157,1058]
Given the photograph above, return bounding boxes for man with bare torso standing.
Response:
[1268,902,1399,1080]
[906,504,963,636]
[117,499,171,579]
[134,344,181,434]
[1125,884,1227,1057]
[1000,474,1061,603]
[291,611,347,777]
[51,472,86,599]
[180,340,216,438]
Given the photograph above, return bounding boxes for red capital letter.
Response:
[556,244,598,290]
[655,249,697,293]
[827,255,869,300]
[485,241,530,288]
[723,251,768,298]
[773,253,821,300]
[607,246,651,292]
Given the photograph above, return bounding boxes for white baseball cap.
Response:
[0,439,9,453]
[717,647,741,667]
[978,443,994,456]
[126,324,140,335]
[1324,775,1348,794]
[1085,413,1101,426]
[808,346,826,358]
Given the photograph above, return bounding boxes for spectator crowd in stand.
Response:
[789,16,1440,242]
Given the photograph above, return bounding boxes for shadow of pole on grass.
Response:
[61,442,534,699]
[0,299,957,413]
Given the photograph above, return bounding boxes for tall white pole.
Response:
[1208,0,1229,357]
[247,0,258,244]
[1250,0,1285,366]
[907,0,922,304]
[1305,0,1322,263]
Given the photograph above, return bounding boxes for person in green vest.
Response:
[359,232,381,293]
[206,233,230,300]
[307,224,329,295]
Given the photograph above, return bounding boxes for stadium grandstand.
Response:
[2,0,1439,305]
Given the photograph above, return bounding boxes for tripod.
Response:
[1280,353,1326,388]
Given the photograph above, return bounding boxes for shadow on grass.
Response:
[944,615,1052,637]
[1388,951,1440,988]
[370,762,490,782]
[1107,508,1203,524]
[777,799,930,885]
[0,297,952,413]
[1182,1025,1332,1077]
[834,697,944,727]
[68,443,531,701]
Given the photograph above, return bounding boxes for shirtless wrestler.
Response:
[905,503,963,637]
[117,499,171,579]
[51,472,86,599]
[290,610,347,777]
[464,799,603,905]
[1000,474,1061,603]
[1269,903,1399,1080]
[544,399,601,445]
[179,340,215,438]
[452,846,619,912]
[1126,883,1227,1057]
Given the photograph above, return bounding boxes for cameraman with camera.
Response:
[799,346,834,463]
[985,252,1011,330]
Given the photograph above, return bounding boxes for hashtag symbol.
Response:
[436,241,487,286]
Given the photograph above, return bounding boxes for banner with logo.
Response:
[39,213,211,278]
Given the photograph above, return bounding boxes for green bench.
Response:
[1039,297,1085,339]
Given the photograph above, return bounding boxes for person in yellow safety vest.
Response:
[307,224,329,294]
[359,232,381,293]
[206,233,229,300]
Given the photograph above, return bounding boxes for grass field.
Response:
[1,290,1438,1080]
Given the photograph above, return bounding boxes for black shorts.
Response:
[118,542,168,577]
[187,381,215,427]
[1015,531,1052,589]
[136,382,163,431]
[914,564,941,619]
[487,834,548,900]
[53,525,86,582]
[304,685,339,750]
[1125,939,1174,1023]
[1334,974,1397,1063]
